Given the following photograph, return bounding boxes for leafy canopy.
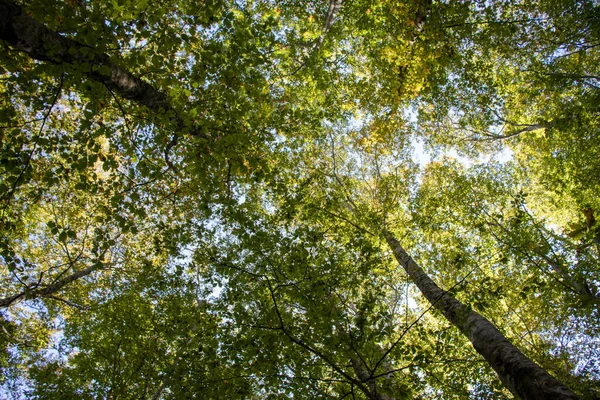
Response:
[1,0,599,398]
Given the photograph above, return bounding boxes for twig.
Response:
[264,277,372,397]
[45,295,86,310]
[1,73,64,215]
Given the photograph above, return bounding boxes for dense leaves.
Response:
[1,0,599,398]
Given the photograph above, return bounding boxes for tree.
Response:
[384,232,578,399]
[2,0,599,398]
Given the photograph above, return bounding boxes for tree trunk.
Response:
[0,0,205,138]
[351,357,394,400]
[0,263,100,308]
[384,231,579,400]
[539,253,599,305]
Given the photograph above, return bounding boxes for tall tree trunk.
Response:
[0,263,100,308]
[384,231,579,400]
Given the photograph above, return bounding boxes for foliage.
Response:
[1,0,599,398]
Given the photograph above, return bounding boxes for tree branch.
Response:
[0,0,208,171]
[264,277,371,397]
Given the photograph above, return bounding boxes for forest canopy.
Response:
[1,0,599,398]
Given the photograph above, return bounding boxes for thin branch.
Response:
[45,295,87,310]
[164,133,180,173]
[482,209,589,297]
[1,73,64,215]
[442,17,546,29]
[316,206,375,236]
[264,277,371,397]
[371,261,479,376]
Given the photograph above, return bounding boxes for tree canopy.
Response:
[1,0,599,398]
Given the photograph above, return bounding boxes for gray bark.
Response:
[0,263,100,308]
[351,358,394,400]
[0,0,205,139]
[384,232,579,400]
[323,0,344,32]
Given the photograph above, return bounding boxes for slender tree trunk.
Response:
[351,357,394,400]
[539,253,599,304]
[384,231,579,400]
[0,264,100,308]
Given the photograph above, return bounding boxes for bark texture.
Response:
[0,264,100,308]
[0,0,205,138]
[384,232,579,400]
